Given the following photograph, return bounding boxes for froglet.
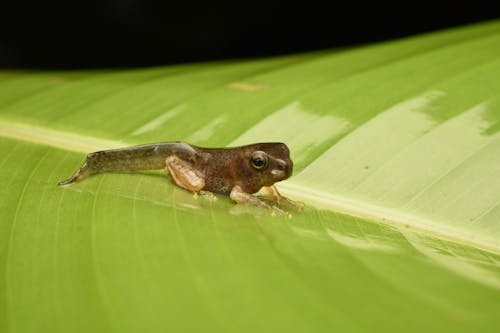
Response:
[58,142,303,216]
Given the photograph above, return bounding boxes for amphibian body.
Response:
[59,142,303,216]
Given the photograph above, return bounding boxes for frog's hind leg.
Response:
[165,156,205,193]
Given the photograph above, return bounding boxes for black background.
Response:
[1,1,499,69]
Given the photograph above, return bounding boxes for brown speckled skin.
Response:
[59,142,293,195]
[196,142,292,194]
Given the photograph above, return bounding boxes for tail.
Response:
[58,142,195,186]
[58,150,126,186]
[58,159,94,186]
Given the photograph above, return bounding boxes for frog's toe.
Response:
[200,190,218,201]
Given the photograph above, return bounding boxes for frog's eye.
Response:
[250,151,268,170]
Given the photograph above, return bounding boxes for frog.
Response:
[58,141,303,216]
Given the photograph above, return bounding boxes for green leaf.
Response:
[1,20,500,333]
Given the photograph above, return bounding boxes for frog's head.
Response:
[242,142,293,189]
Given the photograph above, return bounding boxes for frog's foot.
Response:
[230,185,292,218]
[199,190,218,201]
[263,186,304,211]
[269,205,293,219]
[193,190,218,201]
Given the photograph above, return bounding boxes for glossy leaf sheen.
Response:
[1,21,500,333]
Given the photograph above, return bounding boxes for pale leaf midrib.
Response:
[1,118,498,255]
[0,119,130,153]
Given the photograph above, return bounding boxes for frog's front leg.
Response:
[165,156,205,193]
[230,185,291,218]
[263,185,304,211]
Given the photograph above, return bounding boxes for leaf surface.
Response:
[1,20,500,333]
